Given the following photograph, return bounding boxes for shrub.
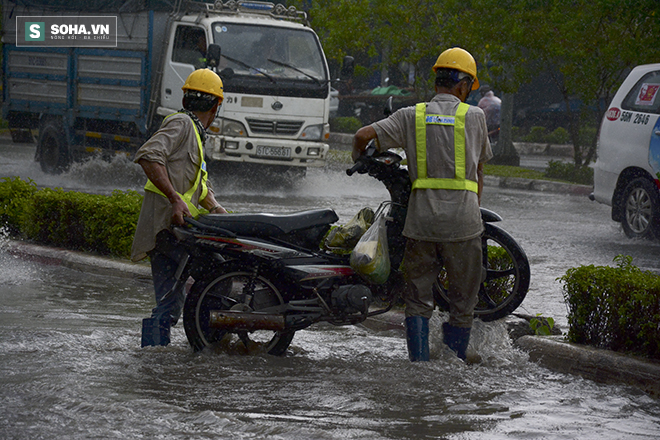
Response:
[0,176,38,235]
[546,127,570,145]
[330,117,363,134]
[524,126,546,143]
[559,255,660,359]
[544,160,593,185]
[579,126,598,148]
[22,188,142,258]
[0,177,142,259]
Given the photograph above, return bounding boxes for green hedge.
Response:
[0,177,142,258]
[329,116,363,134]
[560,255,660,360]
[544,160,594,185]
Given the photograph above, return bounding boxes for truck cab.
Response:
[159,2,331,175]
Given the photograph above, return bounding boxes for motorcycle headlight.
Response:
[298,123,329,141]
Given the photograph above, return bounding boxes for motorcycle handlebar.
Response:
[346,140,378,176]
[346,161,366,176]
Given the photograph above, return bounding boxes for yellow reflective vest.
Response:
[144,113,209,218]
[413,102,478,193]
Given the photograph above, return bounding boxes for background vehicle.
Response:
[592,63,660,239]
[1,0,333,176]
[175,143,530,355]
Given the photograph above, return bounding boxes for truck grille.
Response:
[246,119,303,136]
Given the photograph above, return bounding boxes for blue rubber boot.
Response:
[141,316,171,347]
[442,322,471,360]
[405,316,430,362]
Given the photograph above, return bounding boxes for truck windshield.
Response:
[212,22,328,98]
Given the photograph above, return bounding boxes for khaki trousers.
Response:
[402,236,483,328]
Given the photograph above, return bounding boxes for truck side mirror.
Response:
[205,44,222,69]
[340,56,354,80]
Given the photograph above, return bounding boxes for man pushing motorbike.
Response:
[352,48,493,362]
[131,68,228,347]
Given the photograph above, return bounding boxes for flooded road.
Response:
[2,139,660,438]
[1,249,660,439]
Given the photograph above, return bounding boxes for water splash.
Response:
[0,227,40,285]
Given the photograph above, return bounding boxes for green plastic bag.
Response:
[350,212,390,284]
[324,207,375,251]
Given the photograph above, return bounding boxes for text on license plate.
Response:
[256,146,291,158]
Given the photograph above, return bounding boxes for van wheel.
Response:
[621,177,660,239]
[37,119,71,174]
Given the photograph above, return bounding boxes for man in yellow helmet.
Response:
[352,48,493,362]
[132,68,228,347]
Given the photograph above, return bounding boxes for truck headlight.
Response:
[211,118,247,137]
[298,124,324,141]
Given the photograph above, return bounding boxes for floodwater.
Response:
[1,142,660,438]
[1,244,660,439]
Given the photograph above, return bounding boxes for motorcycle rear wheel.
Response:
[433,223,530,322]
[183,262,295,356]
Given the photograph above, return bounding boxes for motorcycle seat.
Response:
[196,208,339,238]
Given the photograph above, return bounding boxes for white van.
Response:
[592,63,660,239]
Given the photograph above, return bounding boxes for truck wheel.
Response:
[37,120,71,174]
[621,177,660,239]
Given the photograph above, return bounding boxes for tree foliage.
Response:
[303,0,660,167]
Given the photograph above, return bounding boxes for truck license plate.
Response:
[256,146,291,158]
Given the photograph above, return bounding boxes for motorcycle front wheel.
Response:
[183,262,295,356]
[433,223,530,322]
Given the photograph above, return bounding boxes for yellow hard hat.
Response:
[182,69,224,103]
[432,47,480,90]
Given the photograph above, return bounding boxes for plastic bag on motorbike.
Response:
[324,207,375,251]
[350,209,390,284]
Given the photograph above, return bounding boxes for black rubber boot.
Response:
[442,322,471,360]
[405,316,430,362]
[141,316,171,347]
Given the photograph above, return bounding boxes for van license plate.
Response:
[256,146,291,158]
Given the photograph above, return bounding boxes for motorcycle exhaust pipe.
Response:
[209,310,286,331]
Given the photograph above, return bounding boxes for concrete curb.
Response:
[515,335,660,397]
[5,240,151,279]
[483,175,593,196]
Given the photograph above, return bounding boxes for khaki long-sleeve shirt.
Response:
[130,113,211,261]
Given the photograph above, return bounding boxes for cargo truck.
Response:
[1,0,339,177]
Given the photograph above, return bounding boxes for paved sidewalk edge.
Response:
[5,240,151,279]
[515,335,660,397]
[483,175,593,196]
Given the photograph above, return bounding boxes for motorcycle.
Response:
[172,143,530,356]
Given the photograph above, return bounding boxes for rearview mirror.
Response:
[205,44,221,69]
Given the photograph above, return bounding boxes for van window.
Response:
[172,26,207,69]
[621,70,660,114]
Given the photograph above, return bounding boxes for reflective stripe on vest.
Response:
[413,102,478,193]
[144,113,209,218]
